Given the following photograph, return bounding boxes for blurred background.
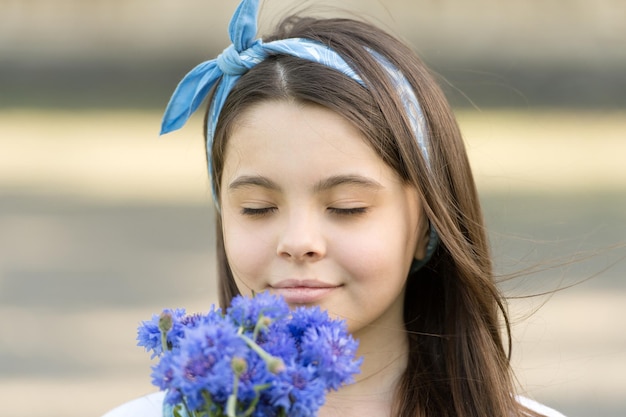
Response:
[1,0,624,416]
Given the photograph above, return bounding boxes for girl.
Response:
[104,0,565,416]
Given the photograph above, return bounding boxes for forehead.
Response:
[228,101,369,161]
[222,100,402,186]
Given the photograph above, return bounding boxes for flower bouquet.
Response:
[137,292,362,417]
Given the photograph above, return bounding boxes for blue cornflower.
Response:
[180,307,222,328]
[300,324,362,390]
[256,324,298,363]
[266,365,326,417]
[175,321,247,408]
[287,305,334,343]
[227,291,290,332]
[137,308,187,358]
[151,353,176,391]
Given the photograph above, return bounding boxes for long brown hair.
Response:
[206,15,541,417]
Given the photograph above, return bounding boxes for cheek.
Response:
[328,213,417,310]
[330,225,411,282]
[222,219,275,287]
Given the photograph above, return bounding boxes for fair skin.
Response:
[219,100,428,416]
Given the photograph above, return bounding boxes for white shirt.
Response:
[102,391,566,417]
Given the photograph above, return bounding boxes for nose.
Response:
[276,210,326,261]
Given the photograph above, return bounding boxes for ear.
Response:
[413,214,431,260]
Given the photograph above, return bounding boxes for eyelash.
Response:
[240,207,368,217]
[328,207,368,216]
[240,207,277,216]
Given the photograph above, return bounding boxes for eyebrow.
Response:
[313,175,383,192]
[227,174,383,193]
[228,175,281,192]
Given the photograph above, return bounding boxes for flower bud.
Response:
[159,312,173,333]
[267,357,285,374]
[231,357,248,375]
[259,315,272,328]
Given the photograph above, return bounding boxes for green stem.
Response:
[226,368,241,417]
[161,330,169,354]
[241,384,271,417]
[181,399,193,417]
[252,319,262,341]
[239,334,285,373]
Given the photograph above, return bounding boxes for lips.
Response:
[270,279,339,304]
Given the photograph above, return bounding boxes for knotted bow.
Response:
[160,0,362,138]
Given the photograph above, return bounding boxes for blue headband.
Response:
[160,0,430,166]
[160,0,438,267]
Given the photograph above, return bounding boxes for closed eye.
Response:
[240,207,277,217]
[328,207,368,216]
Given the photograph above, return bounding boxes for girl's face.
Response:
[220,100,427,335]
